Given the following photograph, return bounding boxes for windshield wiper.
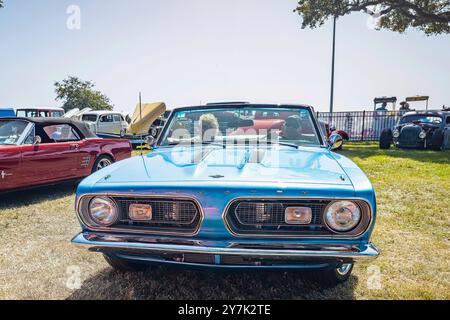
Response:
[258,141,299,149]
[164,141,227,148]
[163,141,298,149]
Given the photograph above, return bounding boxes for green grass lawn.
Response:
[0,143,448,299]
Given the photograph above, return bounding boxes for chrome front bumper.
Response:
[72,233,379,266]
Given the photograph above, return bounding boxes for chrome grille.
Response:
[113,197,202,235]
[118,199,197,225]
[225,199,330,236]
[235,202,322,226]
[399,127,421,147]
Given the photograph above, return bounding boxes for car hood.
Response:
[98,146,352,186]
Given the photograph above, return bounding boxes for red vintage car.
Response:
[0,117,132,193]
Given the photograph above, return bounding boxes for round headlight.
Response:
[419,131,427,139]
[393,130,400,138]
[324,201,361,232]
[88,197,119,227]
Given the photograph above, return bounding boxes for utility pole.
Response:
[329,15,337,114]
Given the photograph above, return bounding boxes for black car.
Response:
[380,109,450,151]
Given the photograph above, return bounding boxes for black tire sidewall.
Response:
[92,155,114,173]
[430,129,444,151]
[380,129,393,149]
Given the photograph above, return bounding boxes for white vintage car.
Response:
[81,111,129,136]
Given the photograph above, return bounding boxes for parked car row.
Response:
[1,104,169,148]
[1,101,380,287]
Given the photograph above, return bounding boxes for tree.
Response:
[54,76,114,112]
[294,0,450,35]
[0,1,3,8]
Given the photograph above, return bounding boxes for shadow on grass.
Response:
[0,181,78,210]
[67,266,358,300]
[341,142,450,164]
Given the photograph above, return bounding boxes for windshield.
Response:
[400,115,443,125]
[82,114,98,122]
[159,107,322,147]
[0,120,29,145]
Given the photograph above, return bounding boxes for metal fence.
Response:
[317,110,408,141]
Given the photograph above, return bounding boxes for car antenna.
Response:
[139,91,144,156]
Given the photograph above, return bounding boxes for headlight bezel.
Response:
[419,131,427,139]
[393,130,400,138]
[83,196,120,227]
[323,200,364,234]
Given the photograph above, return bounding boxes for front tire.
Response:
[120,128,127,138]
[379,129,393,150]
[430,129,444,151]
[307,263,354,287]
[103,254,148,272]
[92,155,114,173]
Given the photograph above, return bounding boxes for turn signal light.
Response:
[285,207,312,225]
[129,204,152,221]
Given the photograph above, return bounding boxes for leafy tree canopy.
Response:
[54,76,113,112]
[295,0,450,35]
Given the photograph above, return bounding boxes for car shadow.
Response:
[0,181,79,210]
[67,266,357,300]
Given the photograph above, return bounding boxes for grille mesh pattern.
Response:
[226,199,331,236]
[235,202,322,226]
[399,127,421,147]
[118,200,197,225]
[112,197,201,234]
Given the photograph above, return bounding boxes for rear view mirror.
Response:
[238,119,254,127]
[227,119,254,128]
[146,135,156,147]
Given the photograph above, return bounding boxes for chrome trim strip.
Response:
[222,197,374,239]
[17,122,35,146]
[76,193,204,237]
[71,233,380,263]
[322,200,371,235]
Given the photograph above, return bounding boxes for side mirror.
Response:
[33,135,42,145]
[328,133,343,151]
[149,126,159,138]
[146,135,156,147]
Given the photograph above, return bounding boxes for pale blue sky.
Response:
[0,0,449,113]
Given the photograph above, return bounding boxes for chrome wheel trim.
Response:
[96,158,112,171]
[336,263,353,276]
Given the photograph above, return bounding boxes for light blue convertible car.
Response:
[72,102,379,286]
